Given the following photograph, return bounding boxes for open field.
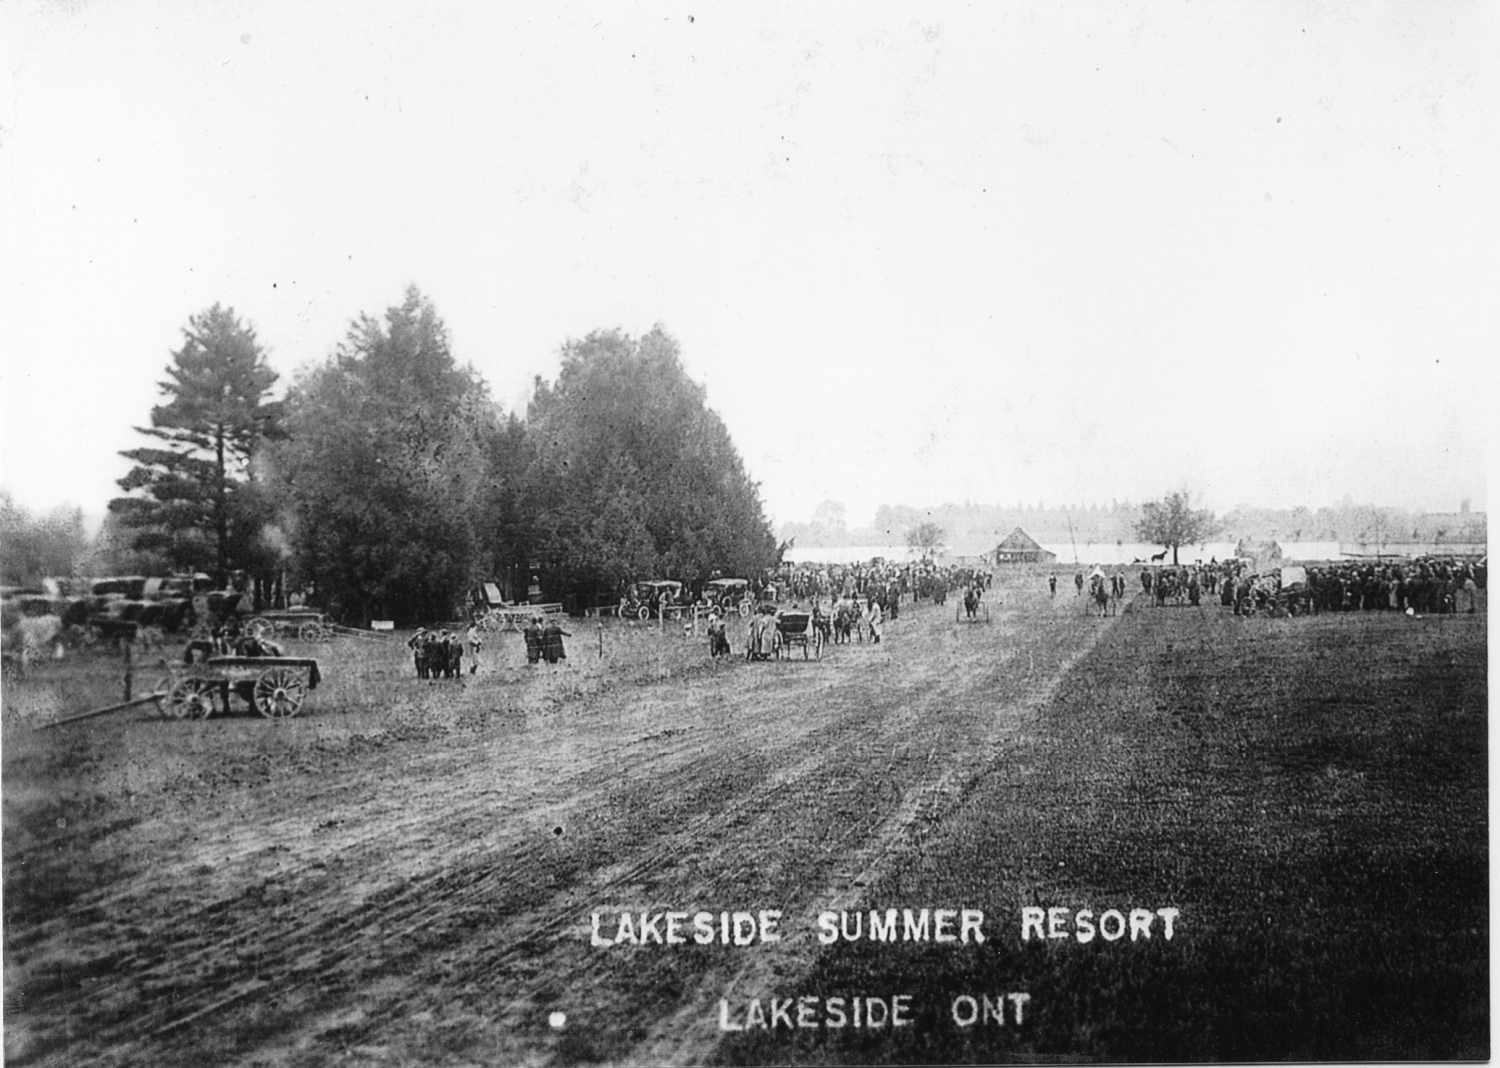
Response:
[2,577,1487,1065]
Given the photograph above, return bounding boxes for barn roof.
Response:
[994,527,1045,553]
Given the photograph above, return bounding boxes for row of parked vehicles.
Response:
[0,573,336,647]
[618,577,758,621]
[2,573,218,642]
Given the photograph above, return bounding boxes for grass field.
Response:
[2,580,1486,1065]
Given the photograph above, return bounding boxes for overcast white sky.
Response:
[2,0,1494,529]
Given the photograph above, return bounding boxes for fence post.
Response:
[597,621,603,660]
[123,639,133,702]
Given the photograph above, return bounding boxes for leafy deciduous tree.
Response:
[523,325,778,608]
[274,286,492,623]
[1135,490,1218,566]
[906,521,947,560]
[0,492,91,586]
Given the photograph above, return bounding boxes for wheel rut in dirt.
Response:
[7,590,1119,1066]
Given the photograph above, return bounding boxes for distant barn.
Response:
[992,527,1057,565]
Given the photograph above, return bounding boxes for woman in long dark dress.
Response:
[541,618,570,666]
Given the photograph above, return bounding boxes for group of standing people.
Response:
[1058,569,1129,602]
[407,625,478,679]
[407,616,571,678]
[522,615,571,667]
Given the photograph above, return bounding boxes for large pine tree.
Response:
[110,304,283,583]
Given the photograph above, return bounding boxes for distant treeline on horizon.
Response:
[779,500,1487,554]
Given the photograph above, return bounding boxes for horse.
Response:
[963,587,979,620]
[811,606,832,648]
[1088,574,1113,617]
[834,601,860,644]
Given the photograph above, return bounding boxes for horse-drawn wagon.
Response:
[244,609,335,643]
[163,655,322,719]
[467,583,566,631]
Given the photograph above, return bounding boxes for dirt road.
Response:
[5,582,1114,1065]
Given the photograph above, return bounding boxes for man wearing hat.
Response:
[706,610,731,658]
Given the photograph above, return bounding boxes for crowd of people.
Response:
[407,551,1484,680]
[1236,556,1485,615]
[1056,555,1486,617]
[774,560,991,609]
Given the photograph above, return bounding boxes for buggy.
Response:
[773,610,823,660]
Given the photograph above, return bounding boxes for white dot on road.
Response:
[549,1011,567,1030]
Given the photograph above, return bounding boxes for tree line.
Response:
[99,286,779,623]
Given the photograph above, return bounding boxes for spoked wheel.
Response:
[737,601,752,619]
[253,667,306,719]
[299,621,333,642]
[636,605,650,622]
[245,617,276,642]
[151,662,177,702]
[165,677,217,720]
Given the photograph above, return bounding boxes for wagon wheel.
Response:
[151,660,179,702]
[245,617,276,642]
[253,667,306,719]
[636,605,650,622]
[165,676,217,720]
[737,601,752,619]
[297,621,324,642]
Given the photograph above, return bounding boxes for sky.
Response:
[2,0,1495,530]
